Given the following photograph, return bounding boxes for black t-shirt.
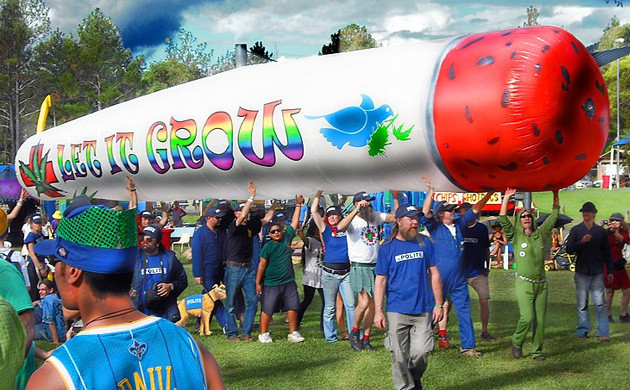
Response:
[462,222,490,277]
[225,219,262,264]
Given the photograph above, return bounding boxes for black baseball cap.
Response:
[325,206,343,216]
[353,192,375,203]
[609,212,624,221]
[435,201,457,214]
[395,204,423,219]
[205,208,225,218]
[142,224,163,241]
[455,202,472,213]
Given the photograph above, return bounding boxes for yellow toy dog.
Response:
[176,284,227,336]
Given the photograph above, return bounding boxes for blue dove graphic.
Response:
[306,94,393,149]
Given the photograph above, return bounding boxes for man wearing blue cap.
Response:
[374,203,443,390]
[192,207,227,328]
[131,224,188,322]
[346,190,399,351]
[421,179,492,356]
[224,181,261,341]
[26,196,224,390]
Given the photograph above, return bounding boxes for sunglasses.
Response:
[142,235,156,242]
[46,256,60,267]
[269,229,282,234]
[520,214,533,219]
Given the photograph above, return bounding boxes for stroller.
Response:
[545,241,576,272]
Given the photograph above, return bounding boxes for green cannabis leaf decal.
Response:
[367,114,412,157]
[368,124,391,156]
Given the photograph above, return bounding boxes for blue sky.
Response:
[45,0,628,63]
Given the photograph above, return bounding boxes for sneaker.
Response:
[480,332,494,340]
[287,331,305,343]
[619,314,630,323]
[362,338,376,351]
[533,355,546,361]
[460,348,482,357]
[350,330,363,351]
[258,332,273,343]
[576,333,589,339]
[608,315,615,323]
[438,336,453,349]
[597,336,610,342]
[227,336,240,342]
[511,346,522,359]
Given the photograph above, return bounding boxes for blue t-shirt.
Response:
[24,231,44,264]
[40,293,66,340]
[321,225,349,264]
[463,222,490,278]
[376,237,437,315]
[48,317,207,390]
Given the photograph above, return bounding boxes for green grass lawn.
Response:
[35,255,630,389]
[171,255,630,390]
[532,188,630,226]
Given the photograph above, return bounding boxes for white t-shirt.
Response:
[346,212,387,264]
[0,247,30,288]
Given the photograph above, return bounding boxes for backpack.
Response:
[0,250,21,272]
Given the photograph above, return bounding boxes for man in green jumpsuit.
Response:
[499,188,559,360]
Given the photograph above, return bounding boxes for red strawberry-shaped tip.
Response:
[432,26,609,192]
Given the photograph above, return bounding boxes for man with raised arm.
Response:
[346,190,399,351]
[224,181,261,341]
[421,179,492,356]
[256,195,305,343]
[500,187,559,360]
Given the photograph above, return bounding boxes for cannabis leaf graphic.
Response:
[18,143,64,198]
[367,114,413,157]
[368,123,391,156]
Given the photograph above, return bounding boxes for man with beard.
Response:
[131,224,188,322]
[500,188,559,360]
[374,203,443,390]
[421,180,492,356]
[346,191,399,351]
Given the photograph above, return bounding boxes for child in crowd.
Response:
[256,195,305,343]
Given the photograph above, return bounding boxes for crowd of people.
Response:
[0,179,629,390]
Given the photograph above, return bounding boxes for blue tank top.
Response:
[47,317,206,390]
[321,225,349,264]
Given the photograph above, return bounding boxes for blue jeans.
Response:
[575,273,609,337]
[225,265,257,338]
[322,270,355,342]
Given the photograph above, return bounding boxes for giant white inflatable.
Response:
[15,26,609,201]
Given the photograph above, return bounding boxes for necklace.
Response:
[83,307,138,329]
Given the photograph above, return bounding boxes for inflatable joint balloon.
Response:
[16,26,609,201]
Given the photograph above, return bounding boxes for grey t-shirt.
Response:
[302,237,323,289]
